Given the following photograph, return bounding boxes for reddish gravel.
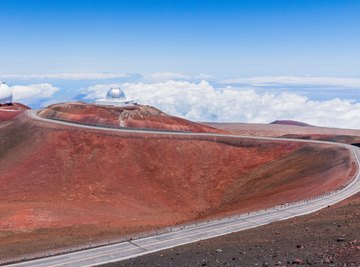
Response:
[109,193,360,267]
[0,103,30,122]
[205,122,360,140]
[280,133,360,145]
[38,102,224,133]
[0,113,354,263]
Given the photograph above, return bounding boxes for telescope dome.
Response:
[0,82,13,105]
[106,88,126,100]
[95,87,135,107]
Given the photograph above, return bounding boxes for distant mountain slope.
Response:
[270,120,312,126]
[206,122,360,144]
[38,102,223,133]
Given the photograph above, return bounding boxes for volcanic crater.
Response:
[0,104,356,262]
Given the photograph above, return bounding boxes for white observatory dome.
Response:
[106,88,126,100]
[0,82,13,105]
[95,87,136,107]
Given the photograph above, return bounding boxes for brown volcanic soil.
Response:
[270,120,312,127]
[281,133,360,145]
[111,193,360,267]
[39,102,223,133]
[0,103,30,123]
[206,122,360,139]
[0,115,355,262]
[207,122,360,147]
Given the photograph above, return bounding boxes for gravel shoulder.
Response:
[104,194,360,267]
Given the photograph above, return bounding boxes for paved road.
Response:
[5,110,360,267]
[25,110,350,146]
[0,109,18,112]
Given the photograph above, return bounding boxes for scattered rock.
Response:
[292,258,304,264]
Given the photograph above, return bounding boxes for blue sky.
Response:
[1,0,360,128]
[1,0,359,75]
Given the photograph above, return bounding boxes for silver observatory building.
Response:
[95,87,136,107]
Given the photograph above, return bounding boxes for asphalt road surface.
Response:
[5,110,360,267]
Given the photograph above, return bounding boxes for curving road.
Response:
[5,110,360,267]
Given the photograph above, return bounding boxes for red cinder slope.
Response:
[206,122,360,144]
[38,102,223,133]
[0,103,30,122]
[0,114,355,262]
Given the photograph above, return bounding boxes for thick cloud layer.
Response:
[4,74,360,129]
[84,80,360,129]
[2,73,129,80]
[11,83,59,104]
[225,76,360,88]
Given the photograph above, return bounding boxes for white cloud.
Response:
[1,73,129,80]
[84,83,122,99]
[12,83,59,101]
[195,73,213,80]
[142,72,213,82]
[1,72,213,82]
[142,72,190,81]
[225,76,360,88]
[83,80,360,129]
